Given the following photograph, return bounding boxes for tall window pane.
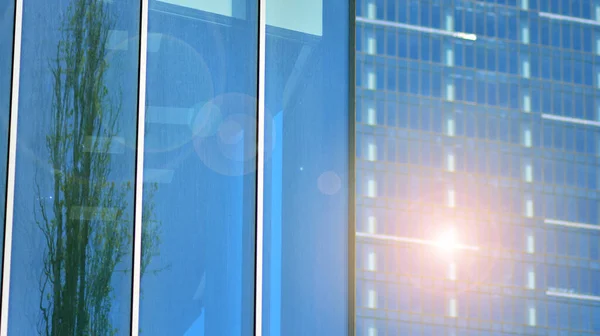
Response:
[9,0,140,334]
[139,1,258,335]
[0,0,14,262]
[263,0,350,334]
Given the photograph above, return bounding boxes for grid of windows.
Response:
[357,0,600,334]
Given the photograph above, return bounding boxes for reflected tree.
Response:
[35,0,161,335]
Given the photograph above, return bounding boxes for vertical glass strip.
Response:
[0,0,19,333]
[138,1,259,334]
[7,0,141,334]
[262,0,351,334]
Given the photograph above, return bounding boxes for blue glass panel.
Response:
[10,0,139,334]
[387,66,397,91]
[0,0,13,266]
[398,32,407,58]
[455,8,464,32]
[139,1,258,334]
[409,33,419,60]
[431,37,441,63]
[562,22,572,49]
[465,43,475,67]
[530,16,539,44]
[398,0,407,23]
[409,0,419,25]
[431,2,441,29]
[465,9,475,34]
[386,0,396,21]
[541,19,550,46]
[583,26,593,52]
[264,0,349,334]
[420,1,430,27]
[498,10,507,39]
[421,36,431,62]
[386,30,397,57]
[455,42,464,67]
[476,9,485,36]
[376,0,384,19]
[573,25,582,51]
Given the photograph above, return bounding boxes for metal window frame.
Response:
[254,0,266,334]
[348,1,357,335]
[130,0,149,334]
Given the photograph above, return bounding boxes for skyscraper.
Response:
[356,0,600,334]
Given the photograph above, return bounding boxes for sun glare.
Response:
[435,228,458,252]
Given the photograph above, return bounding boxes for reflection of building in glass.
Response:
[356,0,600,334]
[0,0,352,335]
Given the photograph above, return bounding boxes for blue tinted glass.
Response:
[530,17,539,44]
[0,0,13,264]
[386,0,396,21]
[573,25,582,50]
[465,44,475,68]
[583,26,592,52]
[487,47,496,72]
[398,67,408,92]
[264,0,349,334]
[465,10,474,34]
[409,67,419,94]
[455,43,464,67]
[541,19,550,45]
[498,10,506,39]
[386,30,397,56]
[465,78,476,102]
[507,10,517,40]
[551,21,561,47]
[409,33,419,60]
[421,68,430,96]
[476,9,485,36]
[398,0,407,22]
[421,36,431,62]
[476,45,485,69]
[420,1,430,27]
[455,8,464,32]
[10,0,139,333]
[139,1,258,334]
[562,23,571,49]
[409,0,419,25]
[388,66,397,91]
[398,32,407,58]
[431,2,441,29]
[376,0,384,19]
[431,37,441,63]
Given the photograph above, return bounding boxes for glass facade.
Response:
[0,0,353,335]
[356,0,600,335]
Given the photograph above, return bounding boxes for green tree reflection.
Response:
[35,0,161,334]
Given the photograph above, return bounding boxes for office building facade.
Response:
[356,0,600,335]
[0,0,353,335]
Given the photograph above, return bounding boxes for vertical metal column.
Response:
[130,0,149,334]
[0,0,23,333]
[254,0,266,334]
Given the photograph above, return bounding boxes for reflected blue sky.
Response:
[263,0,350,335]
[0,0,13,266]
[139,1,258,335]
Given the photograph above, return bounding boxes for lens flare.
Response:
[435,228,458,252]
